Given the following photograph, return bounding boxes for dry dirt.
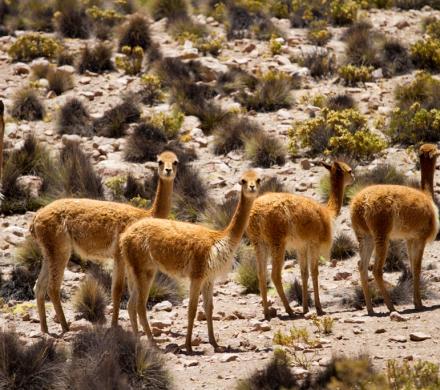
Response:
[1,4,440,389]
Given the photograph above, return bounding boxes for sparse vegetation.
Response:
[47,68,74,95]
[118,13,151,51]
[54,0,91,39]
[411,37,440,71]
[245,131,286,168]
[236,245,264,294]
[148,272,185,308]
[140,74,165,105]
[307,21,332,46]
[115,46,144,75]
[325,93,356,111]
[148,109,185,139]
[338,64,373,85]
[331,232,357,260]
[8,33,60,62]
[311,314,335,334]
[286,278,313,308]
[290,108,386,159]
[73,276,108,323]
[11,87,45,121]
[298,49,337,78]
[77,42,114,74]
[124,122,168,162]
[57,98,93,136]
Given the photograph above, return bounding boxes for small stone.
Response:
[250,319,271,331]
[197,311,206,321]
[389,335,407,343]
[185,359,199,367]
[300,159,311,170]
[410,332,431,342]
[165,343,180,354]
[70,318,92,332]
[243,43,256,53]
[153,301,172,312]
[390,311,409,322]
[13,62,30,75]
[334,272,352,281]
[219,354,239,363]
[375,328,386,334]
[344,318,365,324]
[150,319,173,329]
[372,68,383,79]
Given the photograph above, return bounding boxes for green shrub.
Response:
[329,0,358,25]
[410,38,440,71]
[307,20,332,46]
[170,18,208,43]
[290,108,386,159]
[11,87,45,121]
[269,34,283,55]
[425,18,440,40]
[87,5,123,40]
[193,34,224,56]
[386,360,440,389]
[395,71,440,110]
[338,64,373,85]
[115,46,144,75]
[8,33,60,62]
[140,74,165,105]
[148,109,184,139]
[236,245,263,294]
[237,70,295,112]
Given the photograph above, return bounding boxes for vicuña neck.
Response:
[420,156,437,199]
[150,177,174,219]
[327,173,345,218]
[224,192,254,244]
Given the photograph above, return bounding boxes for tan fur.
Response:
[0,100,4,183]
[120,171,261,353]
[247,161,354,319]
[350,144,439,315]
[31,151,179,333]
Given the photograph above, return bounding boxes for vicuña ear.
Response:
[320,161,332,171]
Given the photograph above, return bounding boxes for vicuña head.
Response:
[31,150,178,334]
[120,170,261,354]
[247,160,353,319]
[350,143,439,316]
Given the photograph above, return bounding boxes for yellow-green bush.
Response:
[410,38,440,71]
[115,46,144,75]
[290,108,386,159]
[386,360,440,389]
[387,103,440,145]
[140,74,165,105]
[424,18,440,40]
[269,34,283,55]
[8,33,61,62]
[86,5,124,24]
[149,109,184,139]
[329,0,358,25]
[194,34,225,56]
[307,20,333,46]
[338,64,373,85]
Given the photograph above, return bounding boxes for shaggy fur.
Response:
[350,144,439,315]
[120,171,261,353]
[0,100,4,183]
[30,152,178,334]
[247,162,354,318]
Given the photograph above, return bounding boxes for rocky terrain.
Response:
[1,1,440,389]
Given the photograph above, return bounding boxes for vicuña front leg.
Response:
[270,243,293,317]
[309,245,324,316]
[111,251,126,327]
[202,281,224,352]
[186,279,202,354]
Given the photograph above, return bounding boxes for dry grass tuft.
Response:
[11,87,45,121]
[57,98,94,136]
[77,42,114,74]
[73,276,108,323]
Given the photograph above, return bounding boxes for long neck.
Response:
[326,173,345,218]
[0,113,4,183]
[223,192,254,244]
[150,178,174,219]
[420,156,436,199]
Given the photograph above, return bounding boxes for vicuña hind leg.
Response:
[186,278,203,354]
[407,239,426,310]
[136,268,157,342]
[254,242,270,319]
[34,259,50,333]
[111,250,126,327]
[127,270,138,334]
[202,280,223,352]
[357,235,374,315]
[309,245,324,316]
[297,248,309,314]
[270,243,293,317]
[373,236,395,313]
[45,242,71,333]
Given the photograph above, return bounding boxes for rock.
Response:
[395,20,410,29]
[153,301,173,312]
[389,335,407,343]
[58,65,75,74]
[372,68,383,79]
[344,318,365,324]
[390,311,409,322]
[243,43,256,53]
[62,134,82,145]
[334,272,352,281]
[219,354,239,363]
[409,332,431,341]
[292,367,309,378]
[165,343,180,354]
[197,311,206,321]
[13,62,30,75]
[69,318,92,332]
[150,319,173,329]
[274,55,290,66]
[79,76,91,85]
[300,159,311,170]
[197,57,229,82]
[4,226,27,245]
[250,319,271,331]
[15,175,43,199]
[185,359,199,367]
[375,328,386,334]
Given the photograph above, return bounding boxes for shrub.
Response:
[338,64,373,85]
[115,46,144,75]
[0,331,68,390]
[384,240,407,272]
[290,108,386,159]
[236,245,262,294]
[386,359,440,389]
[1,134,63,214]
[87,5,124,40]
[213,115,262,155]
[70,327,172,389]
[387,103,440,145]
[245,131,286,168]
[307,20,332,46]
[157,57,205,86]
[60,141,104,199]
[216,66,257,95]
[237,70,295,112]
[410,38,440,71]
[0,265,39,301]
[93,99,141,138]
[31,61,51,80]
[11,87,45,121]
[343,21,379,67]
[425,18,440,40]
[118,13,151,51]
[329,0,358,25]
[8,33,60,62]
[298,50,336,78]
[286,278,313,307]
[203,196,238,230]
[195,34,224,56]
[269,34,283,55]
[124,122,168,162]
[57,49,75,66]
[381,38,412,76]
[77,42,114,74]
[325,93,356,111]
[57,98,94,136]
[260,176,287,194]
[331,232,357,260]
[73,276,108,323]
[54,0,90,39]
[170,17,208,43]
[150,0,189,21]
[236,350,299,390]
[148,272,184,308]
[149,109,184,139]
[140,74,165,105]
[47,68,74,95]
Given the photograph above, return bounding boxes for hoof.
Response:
[316,309,325,316]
